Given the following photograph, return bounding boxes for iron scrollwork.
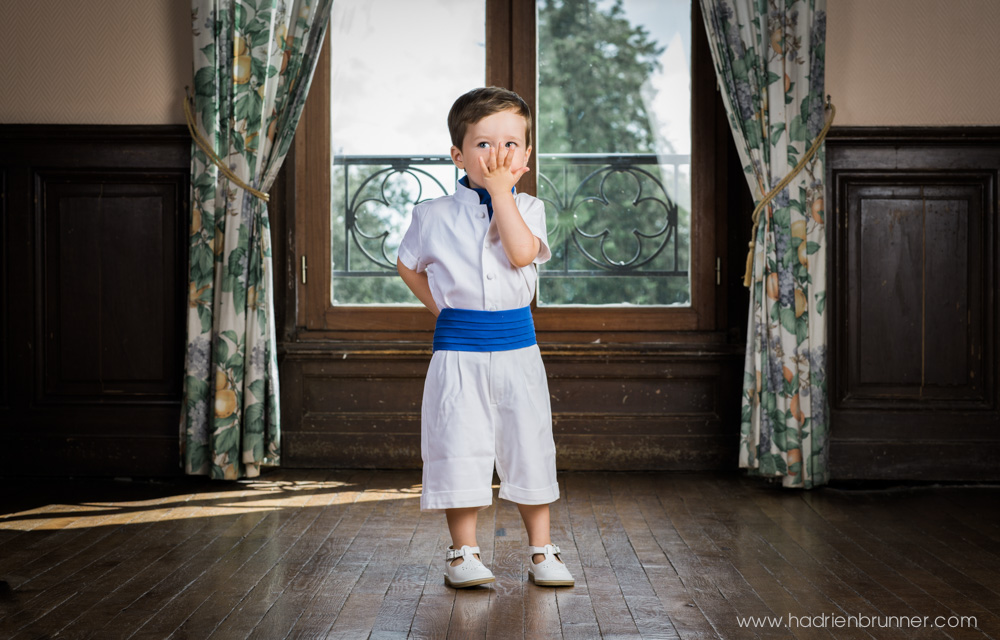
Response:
[333,153,688,280]
[537,153,687,278]
[334,155,455,276]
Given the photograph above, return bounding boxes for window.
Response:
[329,0,485,305]
[536,0,692,306]
[295,0,722,340]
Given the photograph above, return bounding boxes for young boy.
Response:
[397,87,574,588]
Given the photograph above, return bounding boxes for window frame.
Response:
[294,0,725,342]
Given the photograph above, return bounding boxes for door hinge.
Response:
[301,255,308,284]
[716,257,721,285]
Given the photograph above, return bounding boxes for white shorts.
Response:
[420,344,560,512]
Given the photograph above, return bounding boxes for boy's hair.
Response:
[447,86,532,149]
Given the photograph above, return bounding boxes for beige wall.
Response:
[0,0,998,126]
[0,0,192,125]
[826,0,1000,126]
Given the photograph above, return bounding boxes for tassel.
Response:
[742,240,755,288]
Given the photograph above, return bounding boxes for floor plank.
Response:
[484,490,526,639]
[0,470,998,639]
[651,476,771,639]
[196,471,370,640]
[793,485,998,639]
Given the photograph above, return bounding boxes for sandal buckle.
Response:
[446,545,479,561]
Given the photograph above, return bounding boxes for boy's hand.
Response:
[478,145,529,198]
[477,144,540,268]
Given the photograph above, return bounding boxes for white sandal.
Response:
[444,545,495,588]
[527,543,575,586]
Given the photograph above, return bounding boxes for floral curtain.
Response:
[180,0,332,479]
[700,0,831,488]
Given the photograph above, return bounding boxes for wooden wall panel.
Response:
[40,176,182,402]
[827,127,1000,480]
[304,376,424,414]
[844,179,987,406]
[0,125,190,475]
[0,168,7,411]
[548,376,717,416]
[279,343,743,471]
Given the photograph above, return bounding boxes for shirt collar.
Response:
[455,175,485,205]
[455,175,516,206]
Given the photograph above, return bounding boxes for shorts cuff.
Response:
[420,487,493,512]
[498,481,560,505]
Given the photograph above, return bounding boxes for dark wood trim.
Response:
[278,340,744,358]
[296,27,332,332]
[269,134,293,343]
[278,329,735,345]
[826,126,1000,143]
[0,124,192,142]
[485,0,512,93]
[1,164,7,412]
[509,0,538,198]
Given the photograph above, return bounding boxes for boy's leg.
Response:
[445,506,481,566]
[420,351,496,512]
[516,503,564,564]
[493,346,560,507]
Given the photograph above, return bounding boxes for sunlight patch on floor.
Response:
[0,478,425,530]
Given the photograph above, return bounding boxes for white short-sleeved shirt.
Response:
[397,179,551,312]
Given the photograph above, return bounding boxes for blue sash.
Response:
[433,306,537,353]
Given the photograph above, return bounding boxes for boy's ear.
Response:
[449,145,464,169]
[524,145,532,164]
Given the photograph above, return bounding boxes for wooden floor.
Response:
[1,470,998,640]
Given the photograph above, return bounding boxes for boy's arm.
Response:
[491,191,541,268]
[480,148,540,268]
[397,258,439,316]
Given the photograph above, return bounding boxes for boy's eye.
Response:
[505,142,517,148]
[477,142,491,148]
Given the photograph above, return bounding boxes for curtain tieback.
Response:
[743,95,836,288]
[183,86,270,203]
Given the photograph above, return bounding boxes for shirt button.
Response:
[479,212,486,219]
[486,272,495,280]
[488,305,497,312]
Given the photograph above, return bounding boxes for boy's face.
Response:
[450,108,532,190]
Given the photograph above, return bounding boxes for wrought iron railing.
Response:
[332,153,689,279]
[536,153,688,278]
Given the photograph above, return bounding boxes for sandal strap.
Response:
[446,545,480,560]
[528,543,561,555]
